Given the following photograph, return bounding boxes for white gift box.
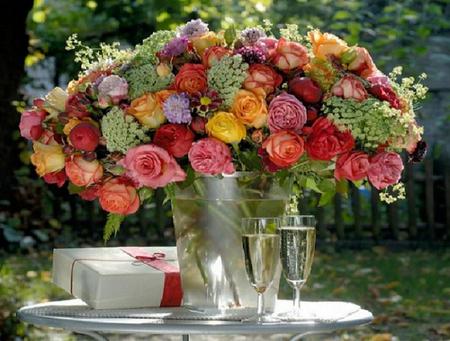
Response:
[52,247,181,309]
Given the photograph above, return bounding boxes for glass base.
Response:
[241,314,280,324]
[276,310,315,322]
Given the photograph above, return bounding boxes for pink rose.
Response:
[19,110,46,140]
[43,170,67,188]
[99,178,139,215]
[268,92,307,133]
[244,64,283,95]
[368,152,404,190]
[97,75,128,108]
[332,75,368,102]
[65,155,103,187]
[347,47,378,79]
[269,38,309,72]
[334,152,370,181]
[119,144,186,189]
[188,138,235,175]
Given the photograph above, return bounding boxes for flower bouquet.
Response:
[20,19,427,308]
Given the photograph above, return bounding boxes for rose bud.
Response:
[190,116,207,134]
[306,107,318,122]
[251,129,265,144]
[33,98,45,110]
[43,170,67,188]
[19,110,46,141]
[288,77,323,104]
[69,123,100,152]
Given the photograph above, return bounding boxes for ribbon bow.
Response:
[135,252,165,261]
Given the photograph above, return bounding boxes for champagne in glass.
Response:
[241,217,280,323]
[278,215,316,320]
[242,234,280,294]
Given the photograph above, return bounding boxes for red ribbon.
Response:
[120,247,183,307]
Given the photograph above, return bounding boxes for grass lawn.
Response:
[1,248,449,340]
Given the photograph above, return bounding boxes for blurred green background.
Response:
[1,0,449,340]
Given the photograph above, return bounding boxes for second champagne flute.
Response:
[242,217,281,323]
[278,215,316,320]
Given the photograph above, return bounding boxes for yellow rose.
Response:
[30,142,65,177]
[191,32,223,56]
[206,111,246,144]
[63,117,98,135]
[231,89,268,128]
[127,93,166,129]
[308,30,349,60]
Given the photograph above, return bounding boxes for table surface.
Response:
[18,299,373,336]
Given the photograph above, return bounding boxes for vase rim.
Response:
[197,171,259,178]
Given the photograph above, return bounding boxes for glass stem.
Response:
[293,285,301,315]
[257,292,264,322]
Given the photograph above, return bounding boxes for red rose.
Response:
[202,46,231,68]
[369,82,402,110]
[99,178,140,215]
[190,116,206,134]
[334,152,369,181]
[262,130,305,168]
[153,124,195,158]
[368,152,404,190]
[43,170,67,188]
[79,184,101,201]
[69,123,100,152]
[243,64,283,95]
[174,64,207,94]
[65,93,91,118]
[306,117,355,161]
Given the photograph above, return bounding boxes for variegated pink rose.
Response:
[332,75,368,102]
[269,38,309,72]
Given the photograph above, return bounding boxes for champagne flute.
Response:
[241,217,281,323]
[278,215,316,320]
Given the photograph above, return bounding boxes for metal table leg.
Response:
[74,331,109,341]
[182,334,190,341]
[289,333,307,341]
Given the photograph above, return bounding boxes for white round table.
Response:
[17,299,373,341]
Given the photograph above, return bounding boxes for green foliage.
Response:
[124,63,174,99]
[101,107,150,154]
[103,213,125,242]
[207,55,249,107]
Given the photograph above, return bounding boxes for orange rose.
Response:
[243,64,283,95]
[127,93,166,129]
[231,89,268,128]
[30,142,66,177]
[174,64,208,94]
[270,38,309,72]
[308,30,349,60]
[202,46,231,68]
[98,178,140,215]
[347,47,378,78]
[262,130,305,168]
[191,32,223,56]
[65,155,103,187]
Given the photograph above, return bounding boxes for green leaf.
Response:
[138,187,154,203]
[163,183,176,204]
[177,166,197,190]
[224,25,236,46]
[333,10,350,20]
[305,177,323,193]
[103,213,125,243]
[336,179,349,196]
[319,191,335,206]
[68,183,84,195]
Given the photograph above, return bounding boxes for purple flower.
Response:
[178,19,209,38]
[160,36,189,58]
[235,46,266,64]
[163,93,192,124]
